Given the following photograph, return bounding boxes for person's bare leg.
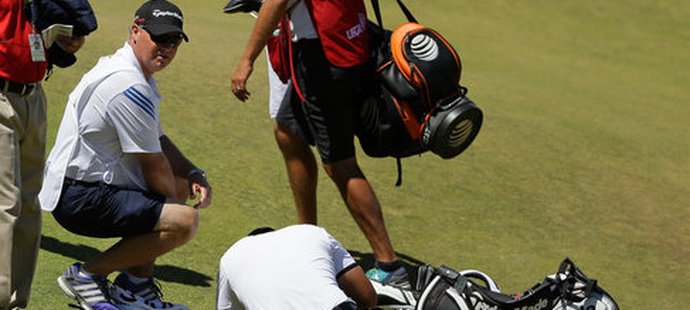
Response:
[324,157,397,263]
[83,203,198,277]
[275,122,318,224]
[121,177,194,278]
[124,260,155,278]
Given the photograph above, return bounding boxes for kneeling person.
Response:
[38,1,212,309]
[217,225,376,309]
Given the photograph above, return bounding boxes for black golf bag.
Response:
[356,0,483,186]
[356,0,483,162]
[373,258,619,310]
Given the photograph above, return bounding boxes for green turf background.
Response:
[29,0,689,308]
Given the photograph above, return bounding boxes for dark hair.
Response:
[248,226,274,236]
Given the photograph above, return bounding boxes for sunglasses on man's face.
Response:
[141,28,183,48]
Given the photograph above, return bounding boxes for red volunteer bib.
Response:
[304,0,370,68]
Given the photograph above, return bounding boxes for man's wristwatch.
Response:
[187,168,206,179]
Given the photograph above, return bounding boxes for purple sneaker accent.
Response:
[112,273,189,310]
[57,263,119,310]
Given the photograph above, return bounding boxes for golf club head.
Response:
[223,0,262,14]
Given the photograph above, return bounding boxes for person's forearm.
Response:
[158,135,212,207]
[240,0,289,65]
[160,135,197,178]
[138,152,177,198]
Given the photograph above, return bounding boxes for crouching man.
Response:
[38,1,212,309]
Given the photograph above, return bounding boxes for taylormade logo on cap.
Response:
[134,0,189,41]
[152,9,183,21]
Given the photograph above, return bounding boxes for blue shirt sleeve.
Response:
[107,83,162,154]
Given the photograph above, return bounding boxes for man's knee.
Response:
[274,123,296,149]
[157,204,199,246]
[275,123,314,160]
[324,157,363,181]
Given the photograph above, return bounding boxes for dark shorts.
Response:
[276,39,372,164]
[52,178,165,238]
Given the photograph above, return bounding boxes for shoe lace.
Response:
[94,277,114,301]
[141,279,172,306]
[150,280,164,300]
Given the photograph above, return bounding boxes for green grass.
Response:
[29,0,689,308]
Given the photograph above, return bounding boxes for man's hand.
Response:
[188,172,212,209]
[231,59,253,102]
[55,35,86,54]
[230,0,290,102]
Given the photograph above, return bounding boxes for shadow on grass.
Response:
[349,249,427,284]
[40,235,213,287]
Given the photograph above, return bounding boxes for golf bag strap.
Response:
[438,265,469,293]
[460,269,502,293]
[557,258,597,302]
[370,0,417,29]
[371,0,383,28]
[285,15,307,104]
[396,0,417,23]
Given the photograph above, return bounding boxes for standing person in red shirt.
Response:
[0,1,85,309]
[230,0,410,288]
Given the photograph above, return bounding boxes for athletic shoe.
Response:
[110,283,153,310]
[112,273,189,310]
[366,265,411,289]
[56,262,119,310]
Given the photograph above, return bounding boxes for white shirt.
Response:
[217,225,357,310]
[38,43,163,212]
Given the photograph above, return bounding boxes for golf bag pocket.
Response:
[357,72,483,161]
